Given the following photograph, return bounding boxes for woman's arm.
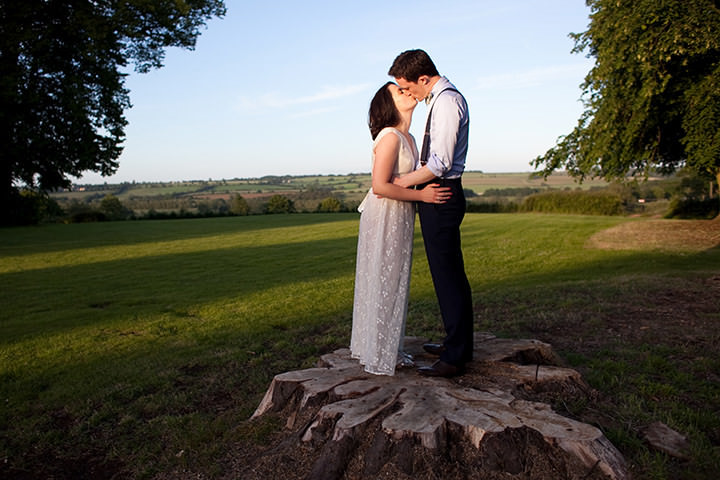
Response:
[372,134,450,203]
[392,165,437,188]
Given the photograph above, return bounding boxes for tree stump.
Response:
[246,333,628,480]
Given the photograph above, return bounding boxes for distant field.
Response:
[1,213,718,479]
[51,171,617,215]
[54,171,608,199]
[461,171,610,193]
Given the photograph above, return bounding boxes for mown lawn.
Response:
[1,213,718,479]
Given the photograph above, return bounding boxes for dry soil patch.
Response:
[587,218,720,252]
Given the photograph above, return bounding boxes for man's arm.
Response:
[393,165,437,188]
[423,93,464,178]
[373,133,451,202]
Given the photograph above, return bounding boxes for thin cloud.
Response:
[293,84,371,105]
[237,83,372,112]
[476,64,590,90]
[288,106,339,119]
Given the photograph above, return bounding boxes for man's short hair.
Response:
[388,49,439,82]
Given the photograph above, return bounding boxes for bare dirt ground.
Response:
[191,191,292,201]
[587,216,720,252]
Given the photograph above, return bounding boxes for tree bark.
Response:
[247,334,628,480]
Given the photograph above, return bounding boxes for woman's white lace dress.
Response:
[350,127,417,375]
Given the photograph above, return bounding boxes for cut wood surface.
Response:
[247,334,628,480]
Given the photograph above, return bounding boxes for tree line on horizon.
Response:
[22,167,715,225]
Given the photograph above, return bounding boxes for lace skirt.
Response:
[350,191,415,375]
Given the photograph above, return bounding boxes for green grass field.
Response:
[1,213,718,479]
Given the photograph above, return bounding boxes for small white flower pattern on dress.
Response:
[350,128,417,375]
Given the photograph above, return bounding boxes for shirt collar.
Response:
[425,76,451,105]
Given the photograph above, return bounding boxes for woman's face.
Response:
[388,83,417,113]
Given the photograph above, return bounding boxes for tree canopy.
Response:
[533,0,720,189]
[1,0,225,224]
[265,195,295,214]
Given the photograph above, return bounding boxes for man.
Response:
[389,49,473,377]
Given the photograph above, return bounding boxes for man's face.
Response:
[395,76,429,101]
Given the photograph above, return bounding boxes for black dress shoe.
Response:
[417,360,463,378]
[422,343,445,356]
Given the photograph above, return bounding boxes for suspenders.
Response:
[419,87,461,166]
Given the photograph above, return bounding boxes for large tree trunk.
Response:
[715,169,720,220]
[0,163,15,226]
[246,334,628,480]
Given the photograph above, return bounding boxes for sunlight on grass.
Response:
[0,219,356,273]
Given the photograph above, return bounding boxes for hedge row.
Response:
[466,202,520,213]
[521,190,624,216]
[666,197,719,219]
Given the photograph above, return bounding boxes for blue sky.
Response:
[76,0,594,184]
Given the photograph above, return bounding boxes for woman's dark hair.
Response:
[388,49,439,82]
[368,82,400,140]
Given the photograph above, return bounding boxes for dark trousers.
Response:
[417,178,474,366]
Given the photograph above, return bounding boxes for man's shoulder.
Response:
[433,77,462,98]
[438,88,464,101]
[435,86,468,113]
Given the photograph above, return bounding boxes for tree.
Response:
[231,193,250,216]
[533,0,720,193]
[1,0,226,225]
[317,196,343,213]
[13,190,64,225]
[265,195,295,214]
[99,193,131,220]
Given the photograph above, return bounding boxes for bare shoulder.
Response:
[374,129,401,152]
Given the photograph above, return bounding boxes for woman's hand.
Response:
[419,184,452,204]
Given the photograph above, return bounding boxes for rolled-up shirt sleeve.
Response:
[425,92,468,178]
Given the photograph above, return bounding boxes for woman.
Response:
[350,82,451,375]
